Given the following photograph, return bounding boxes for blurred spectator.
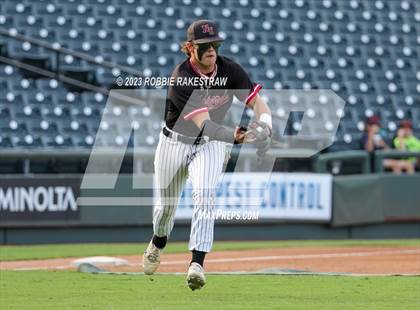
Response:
[362,116,414,174]
[393,120,420,169]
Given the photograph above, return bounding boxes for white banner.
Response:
[174,173,332,221]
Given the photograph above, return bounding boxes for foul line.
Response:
[153,249,420,266]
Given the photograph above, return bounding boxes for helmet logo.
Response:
[201,24,214,35]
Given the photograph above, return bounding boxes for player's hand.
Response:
[234,126,249,144]
[244,121,271,142]
[244,120,272,162]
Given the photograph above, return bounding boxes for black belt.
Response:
[162,127,206,145]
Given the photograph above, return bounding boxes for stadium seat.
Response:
[0,0,418,150]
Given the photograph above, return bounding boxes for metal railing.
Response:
[315,150,420,174]
[374,150,420,173]
[314,150,370,174]
[0,147,317,174]
[0,27,146,105]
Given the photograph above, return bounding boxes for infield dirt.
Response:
[2,245,419,275]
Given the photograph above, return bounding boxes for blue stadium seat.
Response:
[44,15,74,29]
[0,0,418,150]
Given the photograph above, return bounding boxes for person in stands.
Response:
[362,115,414,174]
[393,120,420,171]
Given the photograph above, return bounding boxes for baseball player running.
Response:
[143,20,272,290]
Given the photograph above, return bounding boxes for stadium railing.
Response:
[315,150,420,174]
[2,148,419,175]
[314,150,370,174]
[0,27,146,105]
[374,150,420,173]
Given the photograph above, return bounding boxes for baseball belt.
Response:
[162,127,206,145]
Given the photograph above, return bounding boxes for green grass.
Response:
[0,239,419,261]
[0,271,419,309]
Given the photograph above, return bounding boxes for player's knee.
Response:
[192,189,215,206]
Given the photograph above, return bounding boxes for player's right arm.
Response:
[191,112,246,144]
[169,83,243,143]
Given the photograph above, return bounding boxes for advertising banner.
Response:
[174,173,332,221]
[0,177,81,221]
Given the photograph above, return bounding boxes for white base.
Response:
[71,256,129,267]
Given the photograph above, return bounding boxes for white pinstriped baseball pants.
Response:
[153,131,226,252]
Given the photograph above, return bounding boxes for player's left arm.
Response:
[247,94,272,131]
[244,94,273,161]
